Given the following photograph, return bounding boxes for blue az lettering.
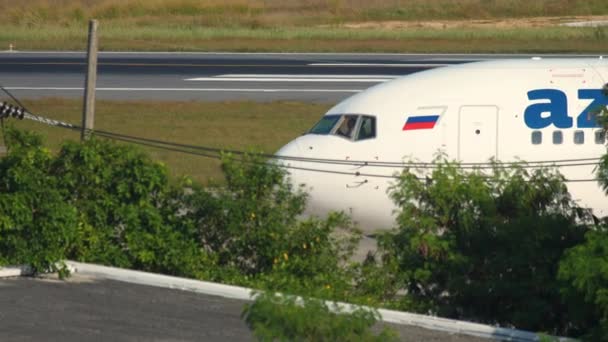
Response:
[524,89,571,129]
[524,89,608,129]
[577,89,608,128]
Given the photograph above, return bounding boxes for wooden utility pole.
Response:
[81,19,98,141]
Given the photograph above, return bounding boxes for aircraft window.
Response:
[309,115,341,135]
[552,131,563,145]
[574,130,584,145]
[335,115,359,139]
[595,130,606,144]
[531,131,542,145]
[356,116,376,141]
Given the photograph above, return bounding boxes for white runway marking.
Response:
[307,63,448,67]
[4,87,361,93]
[212,74,394,78]
[185,74,394,82]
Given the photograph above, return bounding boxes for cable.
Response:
[0,102,25,120]
[93,130,223,161]
[68,129,608,183]
[93,130,402,178]
[0,85,28,111]
[81,127,606,170]
[80,127,608,169]
[1,96,602,169]
[0,118,7,152]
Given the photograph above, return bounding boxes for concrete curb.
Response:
[66,261,254,301]
[0,265,32,278]
[376,308,540,341]
[63,261,560,342]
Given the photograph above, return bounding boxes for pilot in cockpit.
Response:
[337,116,356,138]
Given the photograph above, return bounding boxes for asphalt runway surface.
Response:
[0,274,492,342]
[0,52,600,103]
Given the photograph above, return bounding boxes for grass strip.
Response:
[1,25,607,53]
[2,0,607,26]
[1,0,606,52]
[0,98,328,183]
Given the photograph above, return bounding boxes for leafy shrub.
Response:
[253,213,365,301]
[559,228,608,340]
[242,292,397,341]
[382,160,589,334]
[175,153,361,298]
[52,138,213,278]
[0,128,360,294]
[0,128,77,275]
[182,152,308,277]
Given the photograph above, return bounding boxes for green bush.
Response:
[0,128,361,296]
[252,213,365,301]
[180,152,309,278]
[553,105,608,340]
[0,128,77,275]
[559,229,608,340]
[53,139,166,267]
[0,128,214,278]
[382,160,589,334]
[175,153,362,299]
[242,292,397,341]
[52,138,214,278]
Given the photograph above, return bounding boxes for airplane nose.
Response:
[275,138,302,162]
[274,138,305,187]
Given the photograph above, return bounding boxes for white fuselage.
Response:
[276,59,608,233]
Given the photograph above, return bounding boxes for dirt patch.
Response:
[337,15,608,30]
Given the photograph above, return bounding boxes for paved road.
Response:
[0,274,492,342]
[0,52,600,102]
[0,274,252,342]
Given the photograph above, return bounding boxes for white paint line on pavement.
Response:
[185,77,392,82]
[211,74,396,78]
[4,87,362,93]
[307,63,448,67]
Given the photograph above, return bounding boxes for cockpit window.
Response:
[335,115,359,139]
[308,114,377,141]
[356,116,376,141]
[309,115,341,135]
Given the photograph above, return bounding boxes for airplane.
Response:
[275,58,608,234]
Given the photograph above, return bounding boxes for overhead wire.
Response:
[0,85,604,183]
[69,126,607,169]
[77,127,608,180]
[0,85,596,169]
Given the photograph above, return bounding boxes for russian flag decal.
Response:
[402,115,440,131]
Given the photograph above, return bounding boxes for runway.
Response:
[0,52,598,102]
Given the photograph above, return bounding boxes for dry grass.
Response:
[1,98,328,183]
[0,0,606,52]
[1,0,607,27]
[1,24,607,53]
